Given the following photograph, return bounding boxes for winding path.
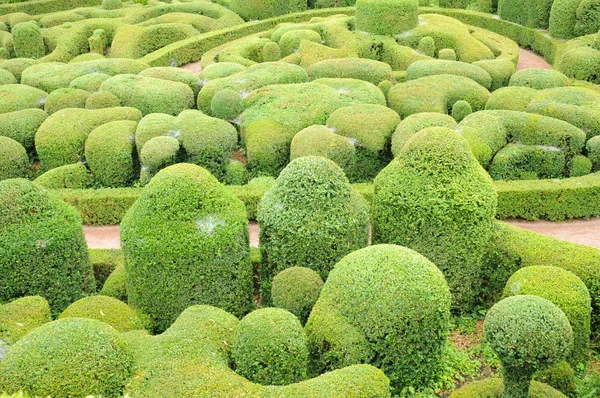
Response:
[83,49,600,251]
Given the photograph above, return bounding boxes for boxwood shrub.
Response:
[0,136,28,180]
[355,0,418,35]
[0,109,46,152]
[69,73,111,92]
[85,91,121,109]
[0,84,47,114]
[449,378,567,397]
[508,68,569,89]
[390,112,457,156]
[12,21,44,59]
[306,58,393,85]
[406,59,493,89]
[34,163,90,189]
[230,0,306,21]
[271,266,324,325]
[290,125,355,176]
[44,87,90,115]
[59,295,144,332]
[0,296,50,344]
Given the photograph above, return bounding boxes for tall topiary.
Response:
[0,179,94,315]
[484,295,573,398]
[257,156,369,303]
[12,22,45,59]
[306,244,452,393]
[121,163,253,332]
[372,127,497,312]
[355,0,419,35]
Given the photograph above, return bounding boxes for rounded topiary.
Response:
[224,159,249,185]
[121,163,253,332]
[210,89,245,121]
[438,48,457,60]
[509,69,569,90]
[0,296,51,344]
[451,100,473,122]
[102,0,122,9]
[575,0,600,35]
[390,112,457,156]
[232,308,308,385]
[12,22,45,59]
[85,91,121,109]
[306,244,451,393]
[44,88,90,115]
[373,127,497,312]
[262,41,281,62]
[355,0,419,35]
[140,136,180,170]
[0,136,28,180]
[271,266,324,325]
[59,295,145,332]
[100,263,127,302]
[587,135,600,171]
[0,179,94,315]
[503,266,591,368]
[198,62,246,82]
[417,36,436,57]
[449,378,568,398]
[0,318,132,398]
[230,0,306,20]
[34,163,90,189]
[70,73,111,92]
[569,154,592,177]
[484,295,573,398]
[257,156,369,303]
[88,29,107,55]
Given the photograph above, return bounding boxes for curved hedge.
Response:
[306,58,393,85]
[271,266,324,325]
[12,21,45,59]
[0,296,51,344]
[0,84,47,114]
[59,295,144,332]
[355,0,418,35]
[306,244,451,393]
[121,163,253,332]
[231,0,306,20]
[406,59,493,89]
[508,68,569,89]
[373,127,496,311]
[0,179,94,315]
[257,156,369,303]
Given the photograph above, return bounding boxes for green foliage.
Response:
[484,296,573,398]
[0,84,47,114]
[102,0,122,10]
[111,24,200,60]
[34,163,90,189]
[85,91,121,109]
[233,308,308,385]
[406,60,493,89]
[489,143,566,180]
[88,29,107,55]
[355,0,418,35]
[0,59,37,83]
[449,378,568,397]
[306,58,393,85]
[485,86,538,112]
[44,87,90,115]
[279,29,321,56]
[257,156,369,303]
[139,136,180,182]
[0,318,132,398]
[575,0,600,35]
[224,160,249,185]
[198,62,246,82]
[0,136,28,180]
[12,22,44,59]
[69,73,111,92]
[85,120,137,187]
[59,295,144,332]
[100,263,127,302]
[230,0,306,20]
[290,125,355,176]
[262,41,281,62]
[0,69,15,85]
[139,67,203,98]
[558,44,600,85]
[535,361,576,397]
[451,100,472,122]
[549,0,582,38]
[271,266,324,325]
[391,112,457,156]
[499,0,553,28]
[417,36,436,57]
[440,0,470,8]
[210,88,244,120]
[509,68,569,89]
[0,296,50,344]
[121,163,253,332]
[569,155,592,177]
[373,127,497,311]
[306,244,451,394]
[89,248,122,291]
[587,136,600,171]
[438,48,458,60]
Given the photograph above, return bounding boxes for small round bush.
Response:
[257,156,369,303]
[569,154,593,177]
[355,0,418,35]
[12,22,45,59]
[224,160,249,185]
[59,295,144,332]
[509,69,570,89]
[70,73,111,92]
[0,136,28,180]
[451,100,472,122]
[0,69,17,85]
[587,135,600,171]
[34,163,90,189]
[503,266,591,368]
[306,244,451,393]
[89,29,107,55]
[0,296,51,344]
[0,58,38,82]
[102,0,123,9]
[245,119,290,176]
[232,308,308,385]
[138,67,203,97]
[279,29,321,57]
[438,48,457,60]
[535,360,576,397]
[44,88,90,115]
[211,89,244,120]
[391,113,457,156]
[262,41,281,62]
[140,136,180,170]
[484,295,573,398]
[418,36,436,57]
[271,267,324,325]
[0,318,132,398]
[85,91,121,109]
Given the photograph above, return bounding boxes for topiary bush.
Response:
[0,84,47,114]
[306,244,451,393]
[484,295,573,398]
[100,263,127,302]
[569,154,593,177]
[88,29,107,55]
[306,58,393,85]
[0,108,46,152]
[438,48,457,60]
[406,60,493,89]
[34,163,90,189]
[232,308,308,385]
[12,22,45,59]
[449,378,568,397]
[391,112,457,156]
[69,73,111,92]
[121,163,253,332]
[451,100,472,122]
[85,91,121,109]
[271,266,324,325]
[587,135,600,171]
[210,89,244,121]
[498,0,553,28]
[355,0,418,35]
[417,36,436,57]
[488,143,566,180]
[485,86,539,112]
[230,0,306,21]
[257,156,369,303]
[44,88,90,115]
[0,318,132,398]
[575,0,600,35]
[0,179,94,315]
[0,137,28,180]
[373,127,497,311]
[139,67,203,98]
[224,160,249,186]
[0,296,51,344]
[102,0,122,10]
[139,135,180,184]
[509,69,569,89]
[59,295,145,332]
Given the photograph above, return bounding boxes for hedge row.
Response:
[0,0,101,16]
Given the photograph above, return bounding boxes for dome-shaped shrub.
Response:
[121,163,253,332]
[70,73,111,92]
[569,154,592,177]
[140,136,180,170]
[102,0,123,10]
[271,266,324,325]
[257,156,369,303]
[12,22,45,59]
[587,135,600,171]
[88,29,108,55]
[0,318,132,398]
[509,69,569,89]
[451,100,472,122]
[449,378,568,397]
[484,295,573,398]
[232,308,308,385]
[0,296,51,344]
[0,136,28,180]
[100,263,127,302]
[373,127,497,311]
[0,108,47,151]
[198,62,246,82]
[210,89,245,121]
[306,244,451,393]
[503,266,591,368]
[390,112,457,156]
[224,160,249,185]
[85,91,121,109]
[290,125,355,176]
[59,295,145,332]
[34,163,90,189]
[0,179,94,314]
[44,88,90,115]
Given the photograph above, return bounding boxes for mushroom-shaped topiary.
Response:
[484,295,573,398]
[257,156,369,303]
[59,295,145,332]
[271,267,324,325]
[121,163,253,332]
[0,318,133,398]
[232,308,308,385]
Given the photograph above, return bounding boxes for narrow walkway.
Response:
[517,48,552,70]
[505,218,600,249]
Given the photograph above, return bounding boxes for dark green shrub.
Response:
[0,84,47,114]
[355,0,418,35]
[0,179,94,314]
[0,137,28,180]
[306,58,393,85]
[503,266,591,369]
[85,91,120,109]
[89,248,122,290]
[499,0,553,28]
[12,22,44,59]
[390,112,457,156]
[257,157,369,303]
[271,266,323,325]
[484,295,573,398]
[449,377,567,397]
[224,160,249,185]
[59,295,144,332]
[406,60,493,89]
[85,120,138,187]
[373,127,497,311]
[451,100,472,122]
[535,361,576,397]
[0,296,50,344]
[100,263,127,302]
[230,0,306,20]
[210,88,244,121]
[440,0,470,8]
[290,125,355,177]
[121,163,253,332]
[306,244,451,393]
[549,0,581,38]
[489,144,566,180]
[485,86,538,112]
[69,73,111,92]
[438,48,457,60]
[569,154,592,176]
[34,163,90,189]
[44,88,90,115]
[587,135,600,171]
[509,68,569,89]
[0,318,132,398]
[575,0,600,35]
[102,0,122,10]
[417,36,436,57]
[232,308,308,385]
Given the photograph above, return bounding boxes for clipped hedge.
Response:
[406,59,493,89]
[306,58,393,85]
[59,295,144,332]
[34,163,90,189]
[508,68,569,89]
[390,112,457,156]
[231,0,306,20]
[355,0,418,35]
[0,84,46,114]
[43,87,89,115]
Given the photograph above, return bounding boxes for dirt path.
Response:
[505,218,600,249]
[517,48,552,70]
[180,60,202,74]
